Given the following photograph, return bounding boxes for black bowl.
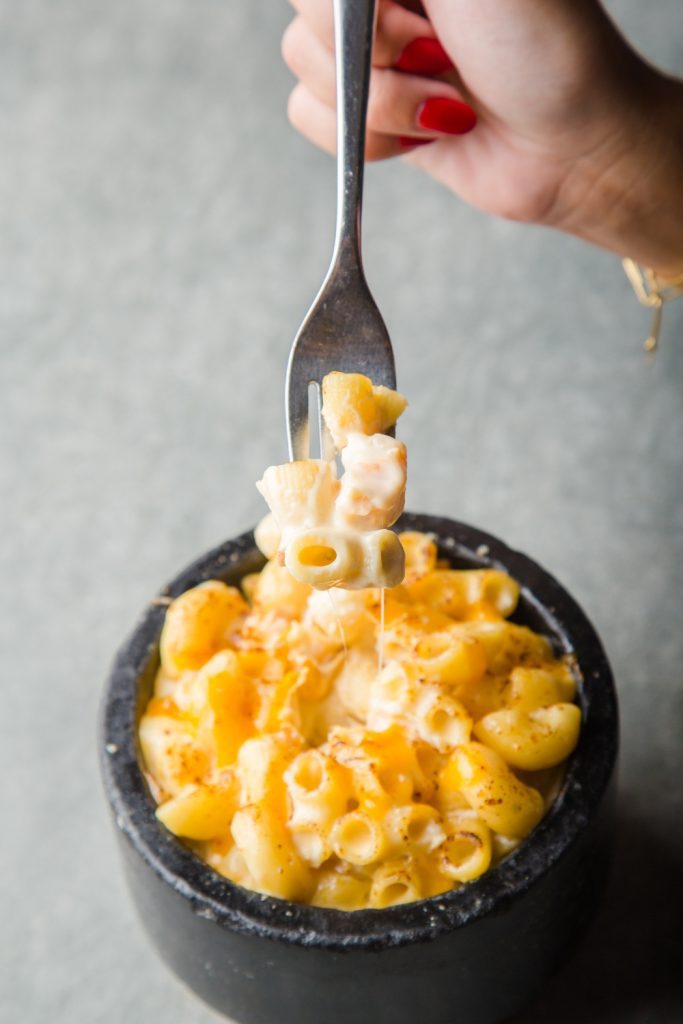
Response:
[99,513,618,1024]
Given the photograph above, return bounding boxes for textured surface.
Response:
[1,1,681,1022]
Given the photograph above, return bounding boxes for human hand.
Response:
[283,0,683,274]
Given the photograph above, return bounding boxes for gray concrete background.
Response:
[2,1,681,1021]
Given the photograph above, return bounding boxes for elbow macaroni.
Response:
[140,531,582,908]
[256,372,408,591]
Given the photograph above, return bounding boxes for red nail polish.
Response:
[398,136,435,150]
[395,37,453,76]
[417,97,477,135]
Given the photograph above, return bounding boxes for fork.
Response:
[285,0,396,462]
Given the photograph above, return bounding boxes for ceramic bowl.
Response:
[100,512,618,1024]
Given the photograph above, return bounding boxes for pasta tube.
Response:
[441,742,544,839]
[366,662,420,732]
[231,805,313,901]
[253,512,281,558]
[198,650,256,768]
[285,750,351,829]
[236,734,295,814]
[159,581,247,678]
[313,870,371,910]
[369,857,422,908]
[331,811,387,866]
[398,531,438,582]
[250,558,311,617]
[138,714,210,800]
[359,529,406,589]
[284,528,364,589]
[156,780,237,841]
[414,631,487,689]
[384,803,445,854]
[438,813,492,882]
[335,433,407,532]
[465,570,520,618]
[474,704,581,771]
[256,460,339,541]
[412,686,472,752]
[505,665,577,710]
[321,371,407,451]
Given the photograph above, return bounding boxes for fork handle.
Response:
[332,0,376,272]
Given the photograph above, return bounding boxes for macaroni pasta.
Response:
[140,530,581,908]
[256,372,408,591]
[140,371,581,909]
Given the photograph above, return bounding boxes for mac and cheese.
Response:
[139,372,581,909]
[256,372,408,591]
[140,532,580,908]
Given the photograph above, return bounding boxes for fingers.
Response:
[282,17,336,108]
[283,15,475,142]
[288,83,406,162]
[283,0,477,162]
[376,0,439,67]
[286,0,334,50]
[286,83,335,157]
[287,0,437,69]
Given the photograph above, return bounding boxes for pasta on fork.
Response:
[256,371,408,591]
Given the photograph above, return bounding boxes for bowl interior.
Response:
[101,512,617,951]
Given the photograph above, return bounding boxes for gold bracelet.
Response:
[622,259,683,353]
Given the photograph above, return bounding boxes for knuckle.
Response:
[281,18,303,73]
[366,71,397,130]
[370,21,394,67]
[373,5,401,66]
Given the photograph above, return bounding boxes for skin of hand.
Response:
[283,0,683,275]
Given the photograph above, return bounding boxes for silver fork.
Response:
[285,0,396,462]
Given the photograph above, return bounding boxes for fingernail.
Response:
[398,136,435,150]
[395,37,453,76]
[417,96,477,135]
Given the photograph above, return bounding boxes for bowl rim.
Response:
[99,512,618,952]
